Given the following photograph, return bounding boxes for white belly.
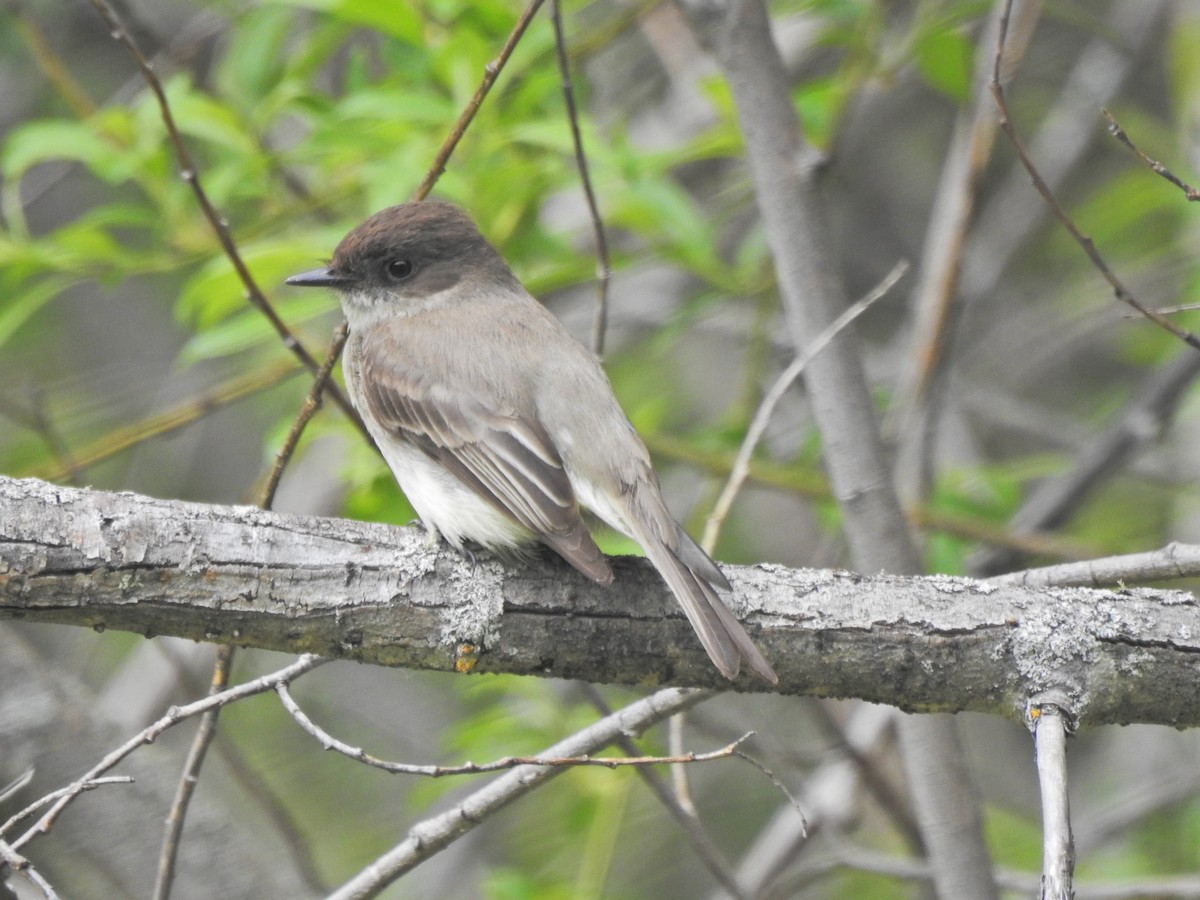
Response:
[377,438,530,551]
[342,336,529,551]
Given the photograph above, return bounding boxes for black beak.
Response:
[285,268,358,289]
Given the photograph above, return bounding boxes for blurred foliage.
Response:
[4,0,1200,897]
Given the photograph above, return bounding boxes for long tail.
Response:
[642,524,778,684]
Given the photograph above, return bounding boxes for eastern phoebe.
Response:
[287,201,776,684]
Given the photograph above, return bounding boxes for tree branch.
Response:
[4,476,1200,726]
[327,686,711,899]
[1030,696,1075,899]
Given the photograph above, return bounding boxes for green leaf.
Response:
[794,76,846,149]
[914,24,973,103]
[1168,12,1200,122]
[1,120,132,184]
[164,77,257,155]
[507,121,576,155]
[176,237,339,328]
[177,294,334,363]
[336,88,455,126]
[267,0,422,44]
[0,275,74,348]
[215,6,296,108]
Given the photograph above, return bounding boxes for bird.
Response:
[286,200,776,683]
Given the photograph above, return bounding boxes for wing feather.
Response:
[360,340,611,584]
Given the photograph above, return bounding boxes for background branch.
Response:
[84,0,367,433]
[989,0,1200,353]
[327,686,712,899]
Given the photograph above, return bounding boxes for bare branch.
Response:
[989,0,1200,353]
[549,0,612,357]
[0,770,34,807]
[990,542,1200,588]
[1103,109,1200,201]
[7,477,1200,725]
[0,778,132,842]
[0,838,59,900]
[411,0,546,201]
[277,680,746,775]
[702,260,907,552]
[1029,697,1075,900]
[3,654,325,854]
[326,686,710,899]
[151,644,235,900]
[83,0,368,434]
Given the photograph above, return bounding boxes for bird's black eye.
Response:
[386,259,414,280]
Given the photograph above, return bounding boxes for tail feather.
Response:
[643,540,778,685]
[672,522,732,592]
[582,471,775,683]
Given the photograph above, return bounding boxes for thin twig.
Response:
[701,260,907,551]
[260,321,351,509]
[83,0,367,434]
[1102,109,1200,201]
[411,0,547,201]
[0,778,133,839]
[327,686,711,899]
[0,769,34,807]
[26,360,303,482]
[7,655,326,853]
[157,647,327,893]
[732,751,806,825]
[11,6,96,119]
[152,323,347,896]
[0,838,58,900]
[550,0,612,357]
[579,685,748,900]
[988,541,1200,588]
[151,643,235,900]
[0,389,80,484]
[1121,302,1200,317]
[277,681,743,776]
[989,0,1200,353]
[732,704,898,898]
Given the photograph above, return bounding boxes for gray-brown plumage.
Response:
[287,201,777,683]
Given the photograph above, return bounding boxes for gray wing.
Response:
[360,349,613,585]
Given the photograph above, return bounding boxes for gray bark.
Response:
[0,629,312,899]
[3,476,1197,727]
